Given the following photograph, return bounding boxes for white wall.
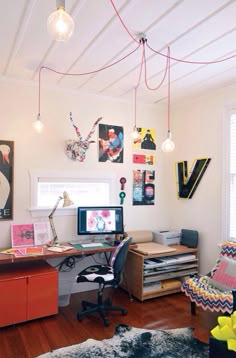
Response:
[2,79,235,278]
[166,83,236,274]
[0,80,170,249]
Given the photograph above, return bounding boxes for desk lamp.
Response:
[48,191,74,246]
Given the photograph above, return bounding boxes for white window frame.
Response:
[222,108,236,242]
[29,170,116,218]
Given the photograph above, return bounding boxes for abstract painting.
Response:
[0,140,14,220]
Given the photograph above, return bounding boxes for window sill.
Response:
[29,207,76,218]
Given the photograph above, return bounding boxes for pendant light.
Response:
[47,0,74,41]
[132,88,140,140]
[161,47,175,153]
[33,114,44,133]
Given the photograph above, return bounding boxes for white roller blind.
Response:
[230,114,236,239]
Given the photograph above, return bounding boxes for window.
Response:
[29,170,115,218]
[230,114,236,239]
[223,112,236,241]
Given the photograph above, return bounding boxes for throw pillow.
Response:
[209,256,236,291]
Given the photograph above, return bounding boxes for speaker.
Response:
[180,229,198,248]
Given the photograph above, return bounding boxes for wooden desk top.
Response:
[0,243,116,265]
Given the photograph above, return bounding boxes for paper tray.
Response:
[131,242,176,255]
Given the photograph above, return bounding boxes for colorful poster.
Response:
[133,170,155,205]
[133,153,155,165]
[132,127,156,151]
[99,124,124,163]
[0,140,14,220]
[11,224,34,247]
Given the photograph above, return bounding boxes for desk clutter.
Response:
[1,245,74,256]
[1,247,44,256]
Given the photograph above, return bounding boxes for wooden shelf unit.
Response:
[123,244,198,301]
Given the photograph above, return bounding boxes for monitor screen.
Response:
[77,206,124,236]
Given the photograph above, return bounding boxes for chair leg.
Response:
[123,272,133,301]
[190,301,196,315]
[77,285,127,326]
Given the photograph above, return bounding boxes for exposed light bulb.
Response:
[33,114,44,133]
[161,131,175,152]
[47,1,74,41]
[131,126,140,140]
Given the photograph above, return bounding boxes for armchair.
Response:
[182,241,236,314]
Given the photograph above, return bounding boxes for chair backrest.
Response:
[109,237,131,283]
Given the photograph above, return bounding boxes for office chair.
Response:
[76,237,131,326]
[182,241,236,315]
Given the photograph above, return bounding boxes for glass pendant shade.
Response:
[161,131,175,152]
[131,126,140,140]
[33,114,44,133]
[47,5,74,41]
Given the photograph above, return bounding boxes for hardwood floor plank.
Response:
[0,289,219,358]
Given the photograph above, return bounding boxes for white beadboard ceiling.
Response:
[1,0,236,106]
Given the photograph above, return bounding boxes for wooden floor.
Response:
[0,288,219,358]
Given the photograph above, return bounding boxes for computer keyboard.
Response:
[81,243,104,248]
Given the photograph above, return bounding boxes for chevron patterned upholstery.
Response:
[182,241,236,314]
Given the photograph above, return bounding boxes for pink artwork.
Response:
[86,210,115,232]
[34,222,51,245]
[11,224,34,247]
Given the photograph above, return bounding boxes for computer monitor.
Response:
[77,206,124,236]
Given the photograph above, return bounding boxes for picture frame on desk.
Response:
[33,222,51,245]
[11,224,34,247]
[0,140,14,220]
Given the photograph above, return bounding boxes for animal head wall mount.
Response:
[66,112,102,162]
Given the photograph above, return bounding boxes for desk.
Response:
[0,242,136,327]
[0,243,118,327]
[0,243,116,264]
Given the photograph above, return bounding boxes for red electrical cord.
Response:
[167,47,171,133]
[38,0,236,119]
[146,42,236,65]
[109,0,139,44]
[37,41,141,116]
[133,39,145,128]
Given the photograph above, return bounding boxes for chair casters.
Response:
[77,312,83,321]
[103,318,110,326]
[122,308,127,315]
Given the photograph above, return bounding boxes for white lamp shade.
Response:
[33,115,44,133]
[47,7,74,41]
[161,132,175,152]
[131,127,140,140]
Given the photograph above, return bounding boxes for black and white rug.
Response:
[36,324,209,358]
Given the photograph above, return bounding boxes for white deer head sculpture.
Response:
[66,112,102,162]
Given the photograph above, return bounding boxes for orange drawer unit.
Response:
[0,261,58,327]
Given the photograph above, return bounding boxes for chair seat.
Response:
[182,276,234,314]
[77,264,114,284]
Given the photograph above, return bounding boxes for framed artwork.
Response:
[99,124,124,163]
[132,127,156,151]
[11,224,34,247]
[34,222,51,245]
[133,169,155,205]
[0,140,14,220]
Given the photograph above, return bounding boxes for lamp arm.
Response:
[48,196,63,246]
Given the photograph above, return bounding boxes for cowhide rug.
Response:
[36,324,209,357]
